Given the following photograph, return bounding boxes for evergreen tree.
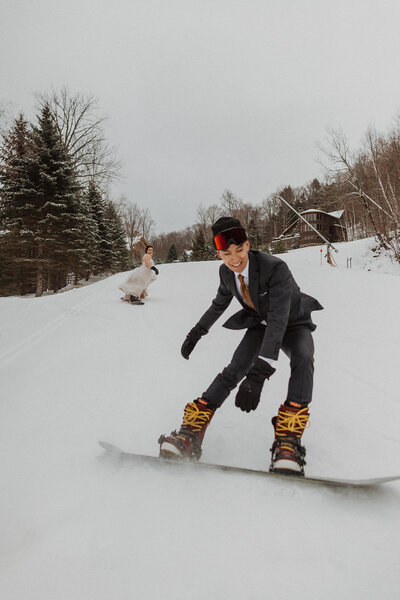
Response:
[74,190,99,282]
[84,180,108,274]
[28,104,85,294]
[166,244,178,263]
[84,182,130,274]
[0,114,37,294]
[271,239,287,254]
[0,105,96,295]
[103,199,131,272]
[191,229,212,261]
[1,106,131,296]
[181,250,190,262]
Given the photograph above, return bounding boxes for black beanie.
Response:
[211,216,246,237]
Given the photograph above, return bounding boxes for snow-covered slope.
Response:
[1,238,400,599]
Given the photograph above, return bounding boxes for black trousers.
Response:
[202,324,315,410]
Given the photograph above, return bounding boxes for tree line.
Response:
[152,117,400,264]
[0,90,132,296]
[2,89,400,296]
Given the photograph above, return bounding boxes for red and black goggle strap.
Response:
[213,227,248,250]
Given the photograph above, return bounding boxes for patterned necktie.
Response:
[238,274,256,310]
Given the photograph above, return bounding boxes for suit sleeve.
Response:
[197,269,233,331]
[259,261,292,360]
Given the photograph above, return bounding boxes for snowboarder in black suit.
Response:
[159,217,323,474]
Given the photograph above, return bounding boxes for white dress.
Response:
[119,257,157,299]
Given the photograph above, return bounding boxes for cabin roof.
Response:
[300,209,344,219]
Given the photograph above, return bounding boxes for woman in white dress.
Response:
[120,245,159,304]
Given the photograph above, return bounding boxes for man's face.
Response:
[217,240,250,273]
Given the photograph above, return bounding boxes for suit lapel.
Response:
[248,252,260,313]
[229,269,242,303]
[223,267,246,306]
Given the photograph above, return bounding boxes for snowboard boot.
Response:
[158,399,215,460]
[269,403,309,476]
[129,295,144,305]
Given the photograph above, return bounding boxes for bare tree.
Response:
[139,208,156,241]
[0,99,11,134]
[151,227,193,262]
[318,127,400,256]
[221,189,244,214]
[116,195,155,247]
[35,87,121,190]
[317,127,355,175]
[363,127,399,223]
[116,194,143,251]
[196,203,223,246]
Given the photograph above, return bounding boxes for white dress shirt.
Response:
[234,263,277,369]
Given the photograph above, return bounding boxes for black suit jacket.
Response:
[197,250,323,360]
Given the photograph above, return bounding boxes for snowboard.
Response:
[98,441,400,488]
[120,297,144,305]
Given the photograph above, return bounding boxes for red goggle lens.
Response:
[213,228,248,250]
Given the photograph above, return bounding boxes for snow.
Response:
[327,209,344,219]
[1,236,400,599]
[300,208,344,218]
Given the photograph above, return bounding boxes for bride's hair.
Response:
[145,245,153,253]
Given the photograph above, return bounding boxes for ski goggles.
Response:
[213,227,248,250]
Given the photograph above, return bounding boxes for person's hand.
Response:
[181,324,208,359]
[151,266,159,275]
[235,358,276,412]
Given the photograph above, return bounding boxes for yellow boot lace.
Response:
[182,402,213,432]
[275,406,310,437]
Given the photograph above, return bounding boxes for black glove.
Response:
[181,324,208,359]
[151,266,159,275]
[235,358,276,413]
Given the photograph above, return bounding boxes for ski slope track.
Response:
[1,237,400,600]
[0,284,110,367]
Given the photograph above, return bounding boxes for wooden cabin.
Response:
[272,209,346,250]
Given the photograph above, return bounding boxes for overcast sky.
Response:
[2,0,400,234]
